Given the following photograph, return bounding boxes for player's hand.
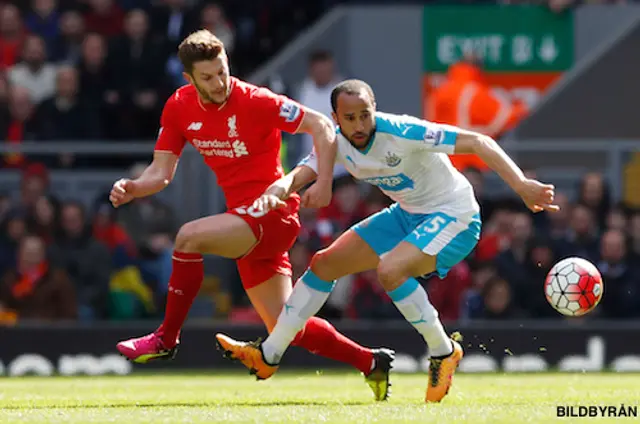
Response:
[252,194,287,215]
[516,178,560,213]
[301,180,332,209]
[110,178,136,208]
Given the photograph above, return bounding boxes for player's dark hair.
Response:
[330,79,375,113]
[178,30,225,74]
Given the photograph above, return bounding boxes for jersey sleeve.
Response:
[252,87,306,134]
[154,94,187,156]
[297,148,319,174]
[390,114,459,154]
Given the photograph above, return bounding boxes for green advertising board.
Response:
[423,5,574,72]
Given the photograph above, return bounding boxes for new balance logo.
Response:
[188,122,203,131]
[232,140,248,157]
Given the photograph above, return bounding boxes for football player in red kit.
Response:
[110,30,393,400]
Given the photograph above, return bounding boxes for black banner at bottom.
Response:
[1,322,640,376]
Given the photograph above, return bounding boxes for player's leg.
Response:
[258,228,382,363]
[376,212,481,403]
[253,205,410,365]
[217,206,406,399]
[217,228,379,365]
[244,272,375,374]
[117,213,257,362]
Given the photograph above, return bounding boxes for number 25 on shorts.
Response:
[412,214,454,241]
[233,206,269,219]
[422,215,449,233]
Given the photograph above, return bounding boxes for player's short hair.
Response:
[178,30,225,74]
[330,79,375,113]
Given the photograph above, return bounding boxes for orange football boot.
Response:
[215,333,279,380]
[425,332,464,403]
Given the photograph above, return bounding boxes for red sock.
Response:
[291,317,374,374]
[157,251,204,348]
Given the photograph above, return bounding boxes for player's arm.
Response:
[294,108,338,208]
[110,152,178,208]
[254,87,336,208]
[129,152,178,197]
[294,108,337,188]
[252,151,321,214]
[451,127,559,213]
[265,165,318,199]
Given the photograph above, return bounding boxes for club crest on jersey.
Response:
[228,115,238,138]
[385,152,401,167]
[279,101,300,123]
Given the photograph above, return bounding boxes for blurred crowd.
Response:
[0,162,178,323]
[0,0,327,169]
[2,163,639,324]
[1,0,639,324]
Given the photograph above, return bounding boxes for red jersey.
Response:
[155,77,306,209]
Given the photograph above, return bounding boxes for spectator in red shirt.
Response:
[316,175,367,246]
[426,260,472,323]
[0,234,77,321]
[474,206,513,262]
[0,86,41,168]
[347,269,399,320]
[0,4,26,71]
[84,0,124,38]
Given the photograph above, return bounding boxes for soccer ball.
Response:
[544,257,603,317]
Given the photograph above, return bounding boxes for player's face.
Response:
[331,91,376,150]
[185,55,230,105]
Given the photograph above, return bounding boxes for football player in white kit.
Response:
[216,79,558,403]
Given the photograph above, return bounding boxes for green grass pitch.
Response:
[0,372,638,423]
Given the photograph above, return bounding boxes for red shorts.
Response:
[227,195,301,289]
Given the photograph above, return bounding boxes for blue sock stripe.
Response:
[387,277,419,302]
[301,269,335,293]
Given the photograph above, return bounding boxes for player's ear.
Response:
[331,112,339,125]
[183,72,193,85]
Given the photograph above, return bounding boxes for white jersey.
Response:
[299,111,479,218]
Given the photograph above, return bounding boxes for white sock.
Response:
[387,277,453,358]
[261,269,336,364]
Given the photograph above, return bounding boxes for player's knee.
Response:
[377,258,408,292]
[175,221,201,253]
[309,249,341,281]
